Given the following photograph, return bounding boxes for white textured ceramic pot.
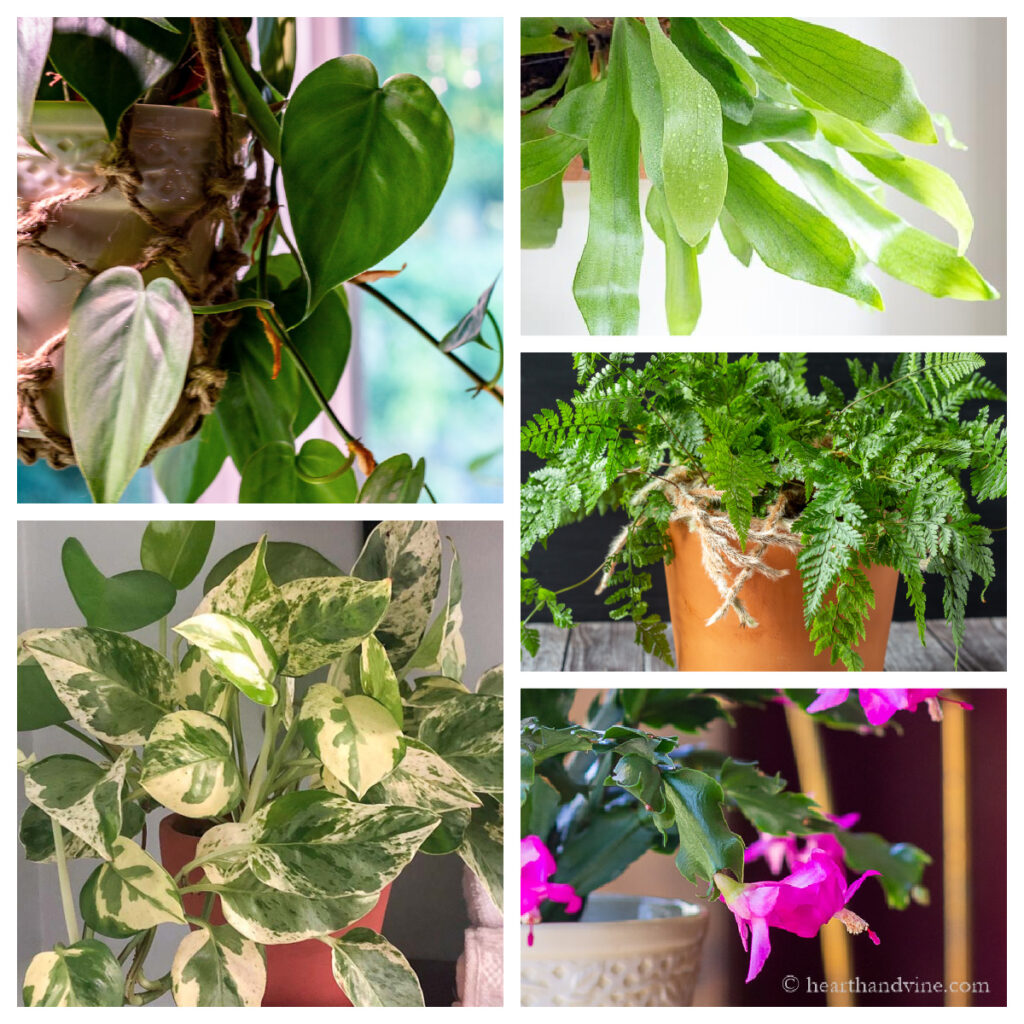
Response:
[521,893,709,1007]
[17,102,237,436]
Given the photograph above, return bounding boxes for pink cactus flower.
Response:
[746,811,860,875]
[806,688,973,726]
[716,850,880,983]
[521,835,581,945]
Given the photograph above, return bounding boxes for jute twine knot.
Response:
[16,17,270,472]
[597,466,803,629]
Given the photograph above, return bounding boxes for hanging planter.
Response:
[17,17,503,503]
[521,894,708,1007]
[521,352,1006,671]
[17,100,256,475]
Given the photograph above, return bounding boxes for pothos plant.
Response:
[521,688,958,983]
[520,17,999,334]
[521,352,1006,669]
[17,17,502,503]
[17,520,503,1006]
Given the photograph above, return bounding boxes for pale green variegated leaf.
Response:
[281,576,392,676]
[475,664,503,696]
[326,929,424,1007]
[326,649,361,695]
[198,790,437,899]
[404,542,465,679]
[20,800,144,864]
[771,143,997,300]
[23,939,123,1006]
[175,646,231,719]
[195,536,291,656]
[140,710,242,818]
[25,627,174,744]
[18,641,71,731]
[79,836,186,937]
[416,692,503,793]
[419,806,472,855]
[646,17,727,246]
[171,925,266,1007]
[360,636,402,726]
[215,869,378,945]
[298,686,403,798]
[23,751,131,861]
[64,267,193,503]
[173,613,279,707]
[851,150,974,255]
[401,677,470,734]
[720,17,935,143]
[360,739,481,815]
[458,795,503,911]
[352,521,441,673]
[723,147,883,308]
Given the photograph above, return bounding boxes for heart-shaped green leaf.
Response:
[204,542,341,592]
[358,454,425,503]
[238,443,297,503]
[61,537,176,632]
[17,654,71,731]
[281,56,454,314]
[48,17,191,139]
[48,17,192,140]
[173,613,279,706]
[153,413,228,503]
[64,267,194,503]
[140,521,215,590]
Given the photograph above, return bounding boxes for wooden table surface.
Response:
[522,618,1006,672]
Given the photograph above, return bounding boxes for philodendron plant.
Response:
[18,520,503,1006]
[18,17,501,502]
[520,17,999,334]
[521,352,1006,668]
[521,688,961,983]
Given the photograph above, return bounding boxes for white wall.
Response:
[17,519,502,1002]
[521,18,1006,336]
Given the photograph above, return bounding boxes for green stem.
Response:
[263,713,301,791]
[229,690,247,798]
[55,722,109,758]
[51,820,80,944]
[241,701,279,821]
[123,928,156,1003]
[424,483,438,504]
[257,166,280,304]
[158,616,168,660]
[192,297,276,314]
[354,281,503,404]
[523,563,606,626]
[179,883,223,896]
[118,931,148,965]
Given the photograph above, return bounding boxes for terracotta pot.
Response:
[17,102,243,437]
[663,520,899,671]
[159,814,392,1007]
[521,893,708,1006]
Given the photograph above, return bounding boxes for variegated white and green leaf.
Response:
[475,664,503,696]
[417,692,503,793]
[326,649,361,695]
[173,613,279,707]
[23,751,132,860]
[418,806,472,855]
[195,535,291,656]
[140,710,242,818]
[458,795,503,911]
[23,939,124,1006]
[325,928,424,1007]
[214,868,379,945]
[79,836,186,938]
[19,800,145,864]
[360,739,480,815]
[175,645,231,719]
[25,627,174,744]
[280,576,392,676]
[197,789,437,899]
[298,685,403,798]
[404,542,465,679]
[280,676,295,731]
[352,521,441,672]
[359,635,402,726]
[171,924,266,1007]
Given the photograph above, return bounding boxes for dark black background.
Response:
[521,352,1006,622]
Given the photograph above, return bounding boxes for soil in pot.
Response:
[521,893,708,1007]
[159,813,392,1007]
[664,520,899,671]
